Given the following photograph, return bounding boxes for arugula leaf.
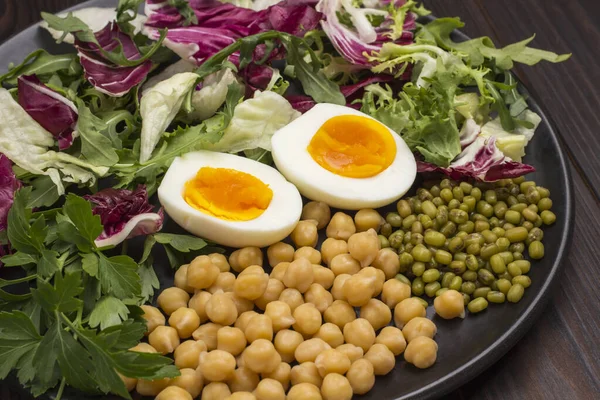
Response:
[89,296,130,330]
[97,253,141,300]
[417,18,571,69]
[27,176,60,209]
[168,0,198,25]
[0,50,81,86]
[76,104,120,167]
[116,0,144,23]
[40,12,91,43]
[153,233,208,253]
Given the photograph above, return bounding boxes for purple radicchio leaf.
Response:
[316,0,417,68]
[75,23,153,97]
[17,75,78,150]
[0,154,22,233]
[417,136,535,181]
[84,185,163,248]
[286,74,393,112]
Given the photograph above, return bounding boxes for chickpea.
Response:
[209,272,236,294]
[323,300,356,329]
[140,305,165,335]
[295,246,322,264]
[364,343,395,375]
[170,368,203,398]
[287,382,323,400]
[394,297,426,329]
[343,274,375,307]
[157,287,190,315]
[291,220,319,248]
[192,323,222,350]
[313,323,344,348]
[245,314,274,342]
[254,279,285,310]
[326,212,356,241]
[242,339,281,374]
[346,359,375,395]
[254,378,285,400]
[136,377,170,396]
[434,289,466,319]
[205,292,238,326]
[198,350,236,381]
[348,229,380,268]
[174,264,193,293]
[312,265,335,289]
[235,311,259,332]
[149,326,180,354]
[290,362,323,387]
[279,288,305,312]
[354,209,384,233]
[270,262,289,281]
[156,385,191,400]
[330,274,351,301]
[304,283,333,313]
[228,367,259,392]
[209,253,230,272]
[329,254,360,276]
[293,303,323,337]
[404,336,438,369]
[265,301,295,332]
[294,338,331,363]
[358,267,385,296]
[335,344,363,363]
[234,265,269,300]
[376,326,406,356]
[224,292,254,314]
[321,373,353,400]
[202,382,231,400]
[382,280,411,309]
[274,329,304,363]
[168,307,201,339]
[174,340,206,369]
[343,318,375,352]
[130,342,157,353]
[315,349,351,377]
[225,392,256,400]
[267,242,295,268]
[360,299,392,331]
[217,326,247,356]
[283,258,314,293]
[402,317,437,342]
[373,248,401,279]
[321,238,348,266]
[187,255,220,289]
[188,290,211,323]
[119,373,137,392]
[302,201,331,230]
[230,247,263,273]
[262,362,291,391]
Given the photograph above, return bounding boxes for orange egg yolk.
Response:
[184,167,273,221]
[307,115,397,178]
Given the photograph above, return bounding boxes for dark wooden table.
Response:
[1,0,599,399]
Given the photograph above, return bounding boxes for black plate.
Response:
[0,1,574,399]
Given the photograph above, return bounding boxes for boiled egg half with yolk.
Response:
[271,104,417,209]
[158,150,303,248]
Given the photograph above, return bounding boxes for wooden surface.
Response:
[1,0,599,399]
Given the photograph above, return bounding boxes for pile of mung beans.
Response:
[123,177,554,400]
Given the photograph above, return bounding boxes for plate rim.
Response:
[0,3,575,400]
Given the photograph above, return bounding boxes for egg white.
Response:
[158,150,303,248]
[271,104,417,210]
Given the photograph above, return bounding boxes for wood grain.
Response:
[1,0,599,399]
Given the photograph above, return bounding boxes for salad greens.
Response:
[0,0,570,398]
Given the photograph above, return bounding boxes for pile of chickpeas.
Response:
[123,202,442,400]
[122,177,554,400]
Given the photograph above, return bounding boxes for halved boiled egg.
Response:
[271,104,417,209]
[158,150,303,248]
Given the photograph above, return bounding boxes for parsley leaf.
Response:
[62,194,103,248]
[153,233,208,253]
[97,253,141,300]
[89,296,130,330]
[0,311,41,380]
